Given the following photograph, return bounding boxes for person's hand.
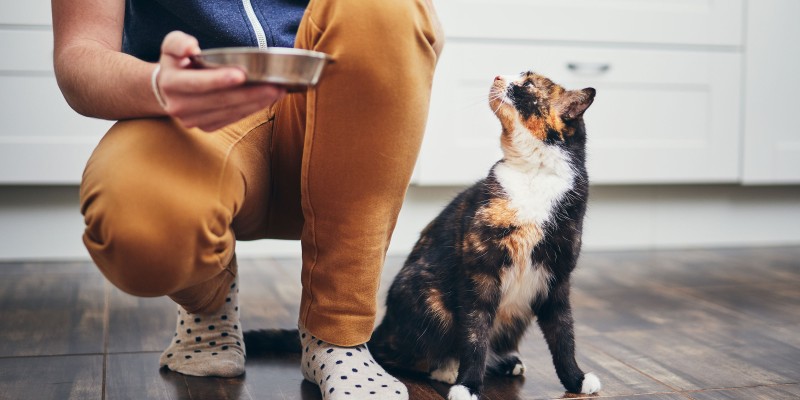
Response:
[155,31,286,132]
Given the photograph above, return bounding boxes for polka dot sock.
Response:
[159,278,245,377]
[299,326,407,400]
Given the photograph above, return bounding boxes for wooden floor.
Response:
[1,247,799,399]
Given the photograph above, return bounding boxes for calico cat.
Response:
[367,72,600,399]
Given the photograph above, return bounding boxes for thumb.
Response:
[160,31,201,68]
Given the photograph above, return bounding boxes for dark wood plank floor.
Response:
[1,247,799,399]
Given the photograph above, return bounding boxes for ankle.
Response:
[159,276,244,377]
[299,326,407,399]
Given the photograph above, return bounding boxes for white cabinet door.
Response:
[742,0,800,184]
[0,0,52,26]
[0,30,54,72]
[415,42,741,185]
[0,75,112,184]
[436,0,744,46]
[0,29,111,184]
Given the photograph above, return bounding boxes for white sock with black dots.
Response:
[299,326,408,400]
[159,278,245,377]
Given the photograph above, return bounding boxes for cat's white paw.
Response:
[448,385,478,400]
[430,360,459,384]
[581,372,602,394]
[511,361,526,376]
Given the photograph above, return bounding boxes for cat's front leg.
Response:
[447,317,491,400]
[536,282,601,394]
[447,274,502,400]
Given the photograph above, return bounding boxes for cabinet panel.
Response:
[415,42,741,185]
[742,0,800,184]
[0,29,53,72]
[436,0,744,46]
[0,76,111,184]
[0,1,52,26]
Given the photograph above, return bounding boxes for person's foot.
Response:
[159,278,245,377]
[299,326,408,399]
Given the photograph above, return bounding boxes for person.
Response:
[52,0,443,398]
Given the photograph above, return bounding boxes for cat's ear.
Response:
[556,88,596,120]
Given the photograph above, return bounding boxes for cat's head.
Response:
[489,72,595,154]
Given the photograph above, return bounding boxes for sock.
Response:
[299,326,407,400]
[159,277,245,377]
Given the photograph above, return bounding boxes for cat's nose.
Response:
[495,76,503,81]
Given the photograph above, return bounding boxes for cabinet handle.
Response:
[567,62,611,75]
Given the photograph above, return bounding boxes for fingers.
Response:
[173,84,286,131]
[160,67,246,95]
[182,100,273,132]
[156,30,285,131]
[166,83,284,115]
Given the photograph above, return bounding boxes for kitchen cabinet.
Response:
[742,0,800,184]
[415,0,745,185]
[2,1,796,186]
[0,1,50,26]
[437,0,744,46]
[417,42,742,185]
[0,9,112,184]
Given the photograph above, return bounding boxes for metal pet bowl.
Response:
[192,47,331,92]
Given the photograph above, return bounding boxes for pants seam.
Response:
[265,105,280,238]
[214,115,271,269]
[298,0,322,329]
[300,86,319,328]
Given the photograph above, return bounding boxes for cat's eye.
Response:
[522,81,533,88]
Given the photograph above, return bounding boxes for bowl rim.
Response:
[196,47,331,61]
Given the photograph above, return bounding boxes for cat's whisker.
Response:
[493,102,503,115]
[460,90,507,110]
[458,96,501,111]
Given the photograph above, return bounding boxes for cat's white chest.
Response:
[494,144,575,227]
[496,260,552,325]
[491,139,573,329]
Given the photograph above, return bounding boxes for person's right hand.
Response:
[156,31,286,132]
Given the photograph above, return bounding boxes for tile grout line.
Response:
[101,280,111,400]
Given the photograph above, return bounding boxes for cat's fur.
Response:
[367,72,599,399]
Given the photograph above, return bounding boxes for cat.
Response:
[243,71,600,398]
[366,71,600,399]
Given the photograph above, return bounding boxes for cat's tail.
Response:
[243,329,301,355]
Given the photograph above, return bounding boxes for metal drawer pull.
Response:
[567,62,611,75]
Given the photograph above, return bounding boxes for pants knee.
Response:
[81,185,235,298]
[310,0,440,61]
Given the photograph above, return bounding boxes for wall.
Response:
[2,184,800,261]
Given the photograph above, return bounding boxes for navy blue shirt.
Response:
[123,0,309,62]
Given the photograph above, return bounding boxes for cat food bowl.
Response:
[191,47,332,92]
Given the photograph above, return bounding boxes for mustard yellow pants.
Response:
[80,0,442,346]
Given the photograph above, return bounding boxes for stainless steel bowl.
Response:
[191,47,331,92]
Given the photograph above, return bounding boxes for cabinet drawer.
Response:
[0,29,54,72]
[436,0,744,47]
[415,42,742,185]
[0,1,52,26]
[0,76,111,184]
